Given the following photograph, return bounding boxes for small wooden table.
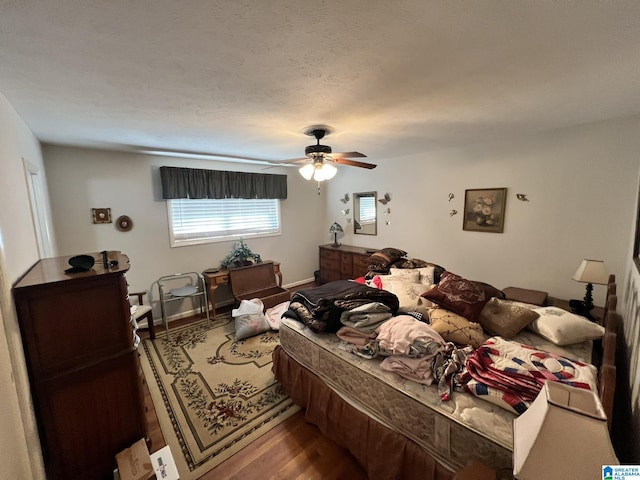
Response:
[203,261,281,318]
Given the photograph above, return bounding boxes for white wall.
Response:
[0,92,48,479]
[43,146,326,317]
[325,115,640,308]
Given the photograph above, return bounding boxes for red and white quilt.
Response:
[461,336,598,414]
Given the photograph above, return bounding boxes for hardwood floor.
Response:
[140,282,368,479]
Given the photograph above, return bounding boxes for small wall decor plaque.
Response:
[92,208,112,224]
[116,215,133,232]
[463,188,507,233]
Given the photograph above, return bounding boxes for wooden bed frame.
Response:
[273,277,620,479]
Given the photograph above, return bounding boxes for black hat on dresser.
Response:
[65,255,95,273]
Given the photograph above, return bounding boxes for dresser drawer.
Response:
[320,258,339,271]
[320,248,340,261]
[353,253,370,273]
[340,262,353,275]
[319,245,374,285]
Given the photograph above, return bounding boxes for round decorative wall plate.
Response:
[116,215,133,232]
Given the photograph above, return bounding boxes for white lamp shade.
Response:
[313,163,337,181]
[298,163,315,180]
[572,259,609,285]
[513,382,618,480]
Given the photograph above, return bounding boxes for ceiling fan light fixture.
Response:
[299,162,337,182]
[314,163,337,181]
[298,163,315,180]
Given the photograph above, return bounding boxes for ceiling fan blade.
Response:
[266,157,308,165]
[332,151,367,158]
[333,157,377,169]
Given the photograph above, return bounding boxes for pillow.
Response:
[479,298,539,338]
[392,258,446,283]
[427,307,485,348]
[421,271,504,322]
[416,266,436,285]
[388,268,420,283]
[392,257,431,268]
[367,248,407,272]
[528,306,605,346]
[379,276,434,315]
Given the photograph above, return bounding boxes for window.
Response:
[168,197,281,247]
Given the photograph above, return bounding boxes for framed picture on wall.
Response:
[463,188,507,233]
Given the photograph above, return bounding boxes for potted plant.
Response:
[220,239,262,269]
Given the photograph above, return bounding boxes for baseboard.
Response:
[284,277,315,289]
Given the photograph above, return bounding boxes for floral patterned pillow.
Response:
[379,276,435,315]
[421,271,504,322]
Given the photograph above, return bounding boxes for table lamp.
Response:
[513,381,618,480]
[570,259,609,321]
[329,222,343,247]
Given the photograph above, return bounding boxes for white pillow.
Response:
[379,277,434,315]
[415,266,436,285]
[388,268,420,283]
[528,306,605,346]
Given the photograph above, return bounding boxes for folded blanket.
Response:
[376,315,444,356]
[339,302,393,332]
[336,326,377,346]
[380,355,436,385]
[283,280,399,332]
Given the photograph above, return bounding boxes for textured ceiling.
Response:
[1,1,640,164]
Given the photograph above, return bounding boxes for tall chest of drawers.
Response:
[318,244,372,284]
[12,252,147,480]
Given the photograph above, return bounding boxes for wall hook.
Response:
[448,193,455,202]
[450,209,458,217]
[516,194,529,202]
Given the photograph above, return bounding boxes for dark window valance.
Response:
[160,166,287,200]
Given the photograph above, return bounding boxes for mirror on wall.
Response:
[354,191,377,235]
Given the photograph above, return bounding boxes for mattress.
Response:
[278,317,593,471]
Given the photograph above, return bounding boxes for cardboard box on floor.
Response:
[116,439,155,480]
[115,439,179,480]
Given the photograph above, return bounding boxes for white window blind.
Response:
[168,198,281,247]
[360,196,376,224]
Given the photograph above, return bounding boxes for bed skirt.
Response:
[272,345,454,480]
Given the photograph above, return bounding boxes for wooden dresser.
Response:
[318,244,372,284]
[13,252,147,480]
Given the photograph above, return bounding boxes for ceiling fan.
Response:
[275,125,376,182]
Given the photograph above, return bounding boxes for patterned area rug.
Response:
[139,314,299,480]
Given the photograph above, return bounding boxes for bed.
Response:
[271,261,618,479]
